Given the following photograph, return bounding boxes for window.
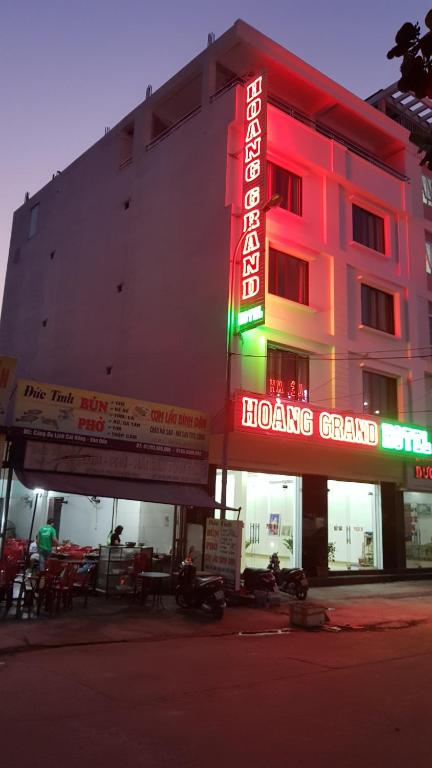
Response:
[268,248,308,304]
[425,374,432,430]
[423,175,432,207]
[267,345,309,402]
[268,163,302,215]
[352,204,385,253]
[426,232,432,276]
[363,371,397,418]
[361,284,395,334]
[28,203,39,238]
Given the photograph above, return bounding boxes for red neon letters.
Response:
[238,74,267,331]
[235,392,379,448]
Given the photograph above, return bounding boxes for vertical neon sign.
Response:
[237,73,268,332]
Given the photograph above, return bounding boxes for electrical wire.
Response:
[233,351,432,361]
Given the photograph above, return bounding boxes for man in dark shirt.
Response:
[108,525,123,545]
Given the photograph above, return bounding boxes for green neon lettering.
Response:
[237,305,264,328]
[380,422,432,456]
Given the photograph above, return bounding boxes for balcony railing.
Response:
[268,94,409,182]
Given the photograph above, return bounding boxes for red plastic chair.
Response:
[0,558,21,617]
[52,563,78,612]
[35,559,67,614]
[72,563,96,607]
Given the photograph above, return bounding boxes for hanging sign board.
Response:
[11,379,209,482]
[204,518,243,590]
[0,356,17,427]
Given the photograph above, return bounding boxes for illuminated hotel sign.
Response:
[233,391,432,457]
[237,73,268,332]
[235,392,379,448]
[380,422,432,455]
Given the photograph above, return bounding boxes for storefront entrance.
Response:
[403,492,432,568]
[327,480,382,571]
[216,470,301,570]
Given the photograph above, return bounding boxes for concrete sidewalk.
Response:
[1,579,432,654]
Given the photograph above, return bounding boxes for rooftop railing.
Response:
[144,80,408,182]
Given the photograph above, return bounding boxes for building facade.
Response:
[1,20,431,579]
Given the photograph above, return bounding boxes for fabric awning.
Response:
[15,470,239,511]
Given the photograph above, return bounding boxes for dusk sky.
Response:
[1,1,427,304]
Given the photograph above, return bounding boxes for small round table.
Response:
[138,571,170,609]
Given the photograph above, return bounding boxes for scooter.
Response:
[241,567,276,594]
[268,552,309,600]
[175,561,226,619]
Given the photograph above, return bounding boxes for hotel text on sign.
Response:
[238,73,268,332]
[234,391,432,458]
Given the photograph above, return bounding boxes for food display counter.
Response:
[96,545,153,595]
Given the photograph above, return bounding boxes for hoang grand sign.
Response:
[234,391,432,458]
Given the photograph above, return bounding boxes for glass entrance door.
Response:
[327,480,382,570]
[215,470,301,570]
[244,474,299,570]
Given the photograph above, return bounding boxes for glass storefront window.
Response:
[404,492,432,568]
[216,470,301,570]
[327,480,382,571]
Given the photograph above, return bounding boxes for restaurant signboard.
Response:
[12,379,210,483]
[0,356,16,427]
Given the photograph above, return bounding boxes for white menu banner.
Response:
[24,440,208,485]
[204,518,243,590]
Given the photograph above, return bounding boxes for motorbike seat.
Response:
[196,576,222,587]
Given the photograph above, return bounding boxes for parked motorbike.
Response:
[267,552,309,600]
[175,561,226,619]
[241,567,276,594]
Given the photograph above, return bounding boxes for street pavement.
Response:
[1,579,432,654]
[1,580,432,768]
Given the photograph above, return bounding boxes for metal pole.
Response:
[170,505,178,578]
[26,493,39,556]
[219,195,281,520]
[220,230,245,520]
[0,442,14,561]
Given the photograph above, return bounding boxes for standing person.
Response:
[108,525,123,546]
[37,518,58,571]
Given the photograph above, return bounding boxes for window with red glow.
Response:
[423,175,432,207]
[267,345,309,402]
[425,374,432,432]
[363,370,397,419]
[352,204,385,253]
[361,284,394,335]
[268,163,302,215]
[268,248,308,305]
